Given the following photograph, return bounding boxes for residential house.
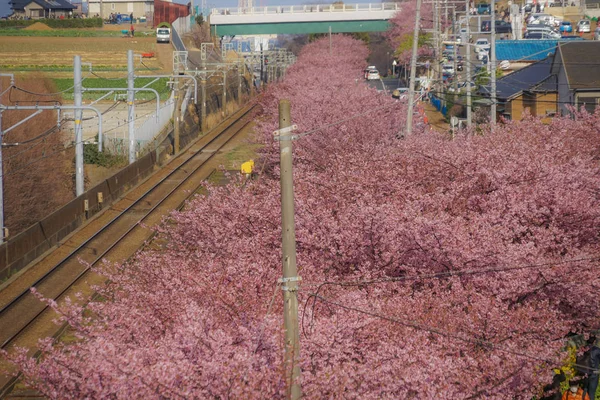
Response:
[87,0,153,20]
[479,57,558,122]
[551,41,600,115]
[9,0,76,19]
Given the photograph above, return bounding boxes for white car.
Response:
[476,48,489,61]
[577,20,591,33]
[442,64,455,75]
[474,38,490,52]
[366,69,381,80]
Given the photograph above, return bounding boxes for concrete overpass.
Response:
[209,2,402,36]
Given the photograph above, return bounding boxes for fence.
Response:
[172,15,193,36]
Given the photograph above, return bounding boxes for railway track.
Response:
[0,103,256,397]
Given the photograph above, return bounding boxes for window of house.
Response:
[578,97,600,114]
[111,3,115,10]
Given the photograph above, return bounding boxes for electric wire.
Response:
[2,121,65,147]
[305,293,597,373]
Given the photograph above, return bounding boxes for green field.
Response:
[52,77,172,101]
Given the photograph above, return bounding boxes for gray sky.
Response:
[0,0,326,18]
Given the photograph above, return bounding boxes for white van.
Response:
[156,27,171,43]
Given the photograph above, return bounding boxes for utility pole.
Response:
[329,25,332,55]
[405,0,423,136]
[201,43,209,132]
[0,85,4,243]
[490,0,497,126]
[222,67,227,116]
[452,8,458,97]
[260,42,264,87]
[276,99,301,400]
[99,0,103,20]
[74,55,84,196]
[238,60,243,104]
[127,49,136,164]
[466,0,472,127]
[433,1,440,94]
[173,78,183,154]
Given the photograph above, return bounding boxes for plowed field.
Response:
[0,36,171,75]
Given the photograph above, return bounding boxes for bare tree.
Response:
[1,76,73,235]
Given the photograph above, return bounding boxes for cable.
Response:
[305,293,596,373]
[304,256,600,292]
[4,137,98,178]
[3,121,65,146]
[11,77,87,96]
[0,85,13,98]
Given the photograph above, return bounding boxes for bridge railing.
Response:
[210,2,401,16]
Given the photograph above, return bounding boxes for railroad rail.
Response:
[0,103,257,397]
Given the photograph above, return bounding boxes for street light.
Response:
[392,60,397,77]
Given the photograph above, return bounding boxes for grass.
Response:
[52,77,172,101]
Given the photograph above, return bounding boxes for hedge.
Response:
[0,17,103,29]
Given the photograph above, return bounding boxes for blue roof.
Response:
[495,40,558,62]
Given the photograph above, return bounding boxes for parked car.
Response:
[156,27,171,43]
[442,64,455,75]
[392,87,409,99]
[476,48,489,61]
[526,25,561,38]
[495,20,512,33]
[477,2,491,14]
[524,31,559,39]
[366,69,381,80]
[559,21,573,33]
[595,27,600,40]
[474,38,490,52]
[577,19,591,33]
[364,65,377,79]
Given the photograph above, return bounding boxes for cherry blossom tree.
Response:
[5,36,600,399]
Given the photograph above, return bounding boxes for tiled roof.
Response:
[557,41,600,90]
[495,40,558,62]
[482,57,555,100]
[10,0,76,11]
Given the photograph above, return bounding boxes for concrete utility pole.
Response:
[74,55,84,196]
[222,68,227,116]
[452,8,458,97]
[405,0,423,136]
[238,60,243,104]
[277,99,301,400]
[433,1,440,94]
[490,0,497,126]
[174,78,183,154]
[127,49,136,163]
[0,85,4,243]
[466,0,472,127]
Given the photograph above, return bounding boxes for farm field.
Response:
[0,36,170,76]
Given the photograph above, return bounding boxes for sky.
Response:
[0,0,328,18]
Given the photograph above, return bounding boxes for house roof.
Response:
[483,56,555,101]
[10,0,76,11]
[495,40,558,62]
[556,41,600,90]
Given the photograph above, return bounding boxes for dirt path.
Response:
[423,101,450,133]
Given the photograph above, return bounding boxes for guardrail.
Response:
[210,2,401,16]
